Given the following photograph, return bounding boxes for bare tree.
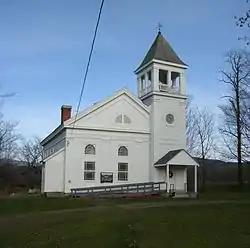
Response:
[241,91,250,159]
[234,0,250,44]
[186,99,216,190]
[186,97,216,159]
[0,114,20,160]
[219,49,250,189]
[19,137,43,167]
[192,107,216,160]
[235,1,250,28]
[0,90,20,161]
[193,107,216,190]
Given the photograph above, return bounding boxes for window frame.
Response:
[166,113,175,125]
[141,74,145,89]
[123,115,131,124]
[118,162,128,181]
[84,161,95,180]
[85,144,96,155]
[147,70,152,86]
[118,146,128,156]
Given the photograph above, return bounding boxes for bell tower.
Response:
[135,31,188,101]
[135,31,188,180]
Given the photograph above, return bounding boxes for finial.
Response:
[157,22,163,33]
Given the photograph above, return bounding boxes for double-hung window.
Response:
[84,161,95,180]
[118,162,128,181]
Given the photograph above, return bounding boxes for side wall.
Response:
[44,149,65,192]
[42,130,66,193]
[64,129,150,193]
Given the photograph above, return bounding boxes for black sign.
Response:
[100,172,113,183]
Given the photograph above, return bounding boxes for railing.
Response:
[71,181,167,198]
[159,83,169,92]
[159,83,180,94]
[139,83,181,97]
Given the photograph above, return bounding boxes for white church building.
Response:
[41,31,199,194]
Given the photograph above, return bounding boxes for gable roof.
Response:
[154,149,199,167]
[65,88,149,126]
[41,88,149,145]
[154,149,183,165]
[136,31,187,72]
[40,124,64,146]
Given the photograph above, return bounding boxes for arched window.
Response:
[124,115,131,124]
[85,144,95,155]
[118,146,128,156]
[115,114,122,123]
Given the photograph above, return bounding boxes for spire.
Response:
[136,32,187,72]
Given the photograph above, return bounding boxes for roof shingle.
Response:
[154,149,183,166]
[136,31,187,72]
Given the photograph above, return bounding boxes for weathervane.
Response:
[157,22,163,32]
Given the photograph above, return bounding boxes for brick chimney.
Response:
[61,105,72,124]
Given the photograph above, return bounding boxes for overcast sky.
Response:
[0,0,248,139]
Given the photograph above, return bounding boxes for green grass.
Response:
[0,196,97,216]
[198,191,250,200]
[0,196,168,216]
[0,191,249,248]
[0,202,249,248]
[198,184,250,200]
[0,189,249,216]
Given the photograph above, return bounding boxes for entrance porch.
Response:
[154,149,199,196]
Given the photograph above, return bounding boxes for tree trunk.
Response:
[201,157,206,192]
[236,80,243,190]
[200,142,206,191]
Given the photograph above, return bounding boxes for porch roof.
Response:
[154,149,199,167]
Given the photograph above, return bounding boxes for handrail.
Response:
[71,181,166,197]
[71,181,165,191]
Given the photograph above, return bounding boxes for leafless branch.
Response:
[19,137,43,167]
[0,113,20,160]
[219,49,250,188]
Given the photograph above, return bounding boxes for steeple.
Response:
[135,31,188,100]
[134,31,189,183]
[136,31,187,73]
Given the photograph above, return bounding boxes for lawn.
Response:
[0,189,249,216]
[0,197,250,248]
[0,196,169,216]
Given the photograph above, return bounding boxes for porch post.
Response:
[166,164,169,193]
[194,165,197,193]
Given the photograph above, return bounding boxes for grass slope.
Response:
[0,190,249,216]
[0,199,250,248]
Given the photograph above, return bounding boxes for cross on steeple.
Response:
[157,22,163,32]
